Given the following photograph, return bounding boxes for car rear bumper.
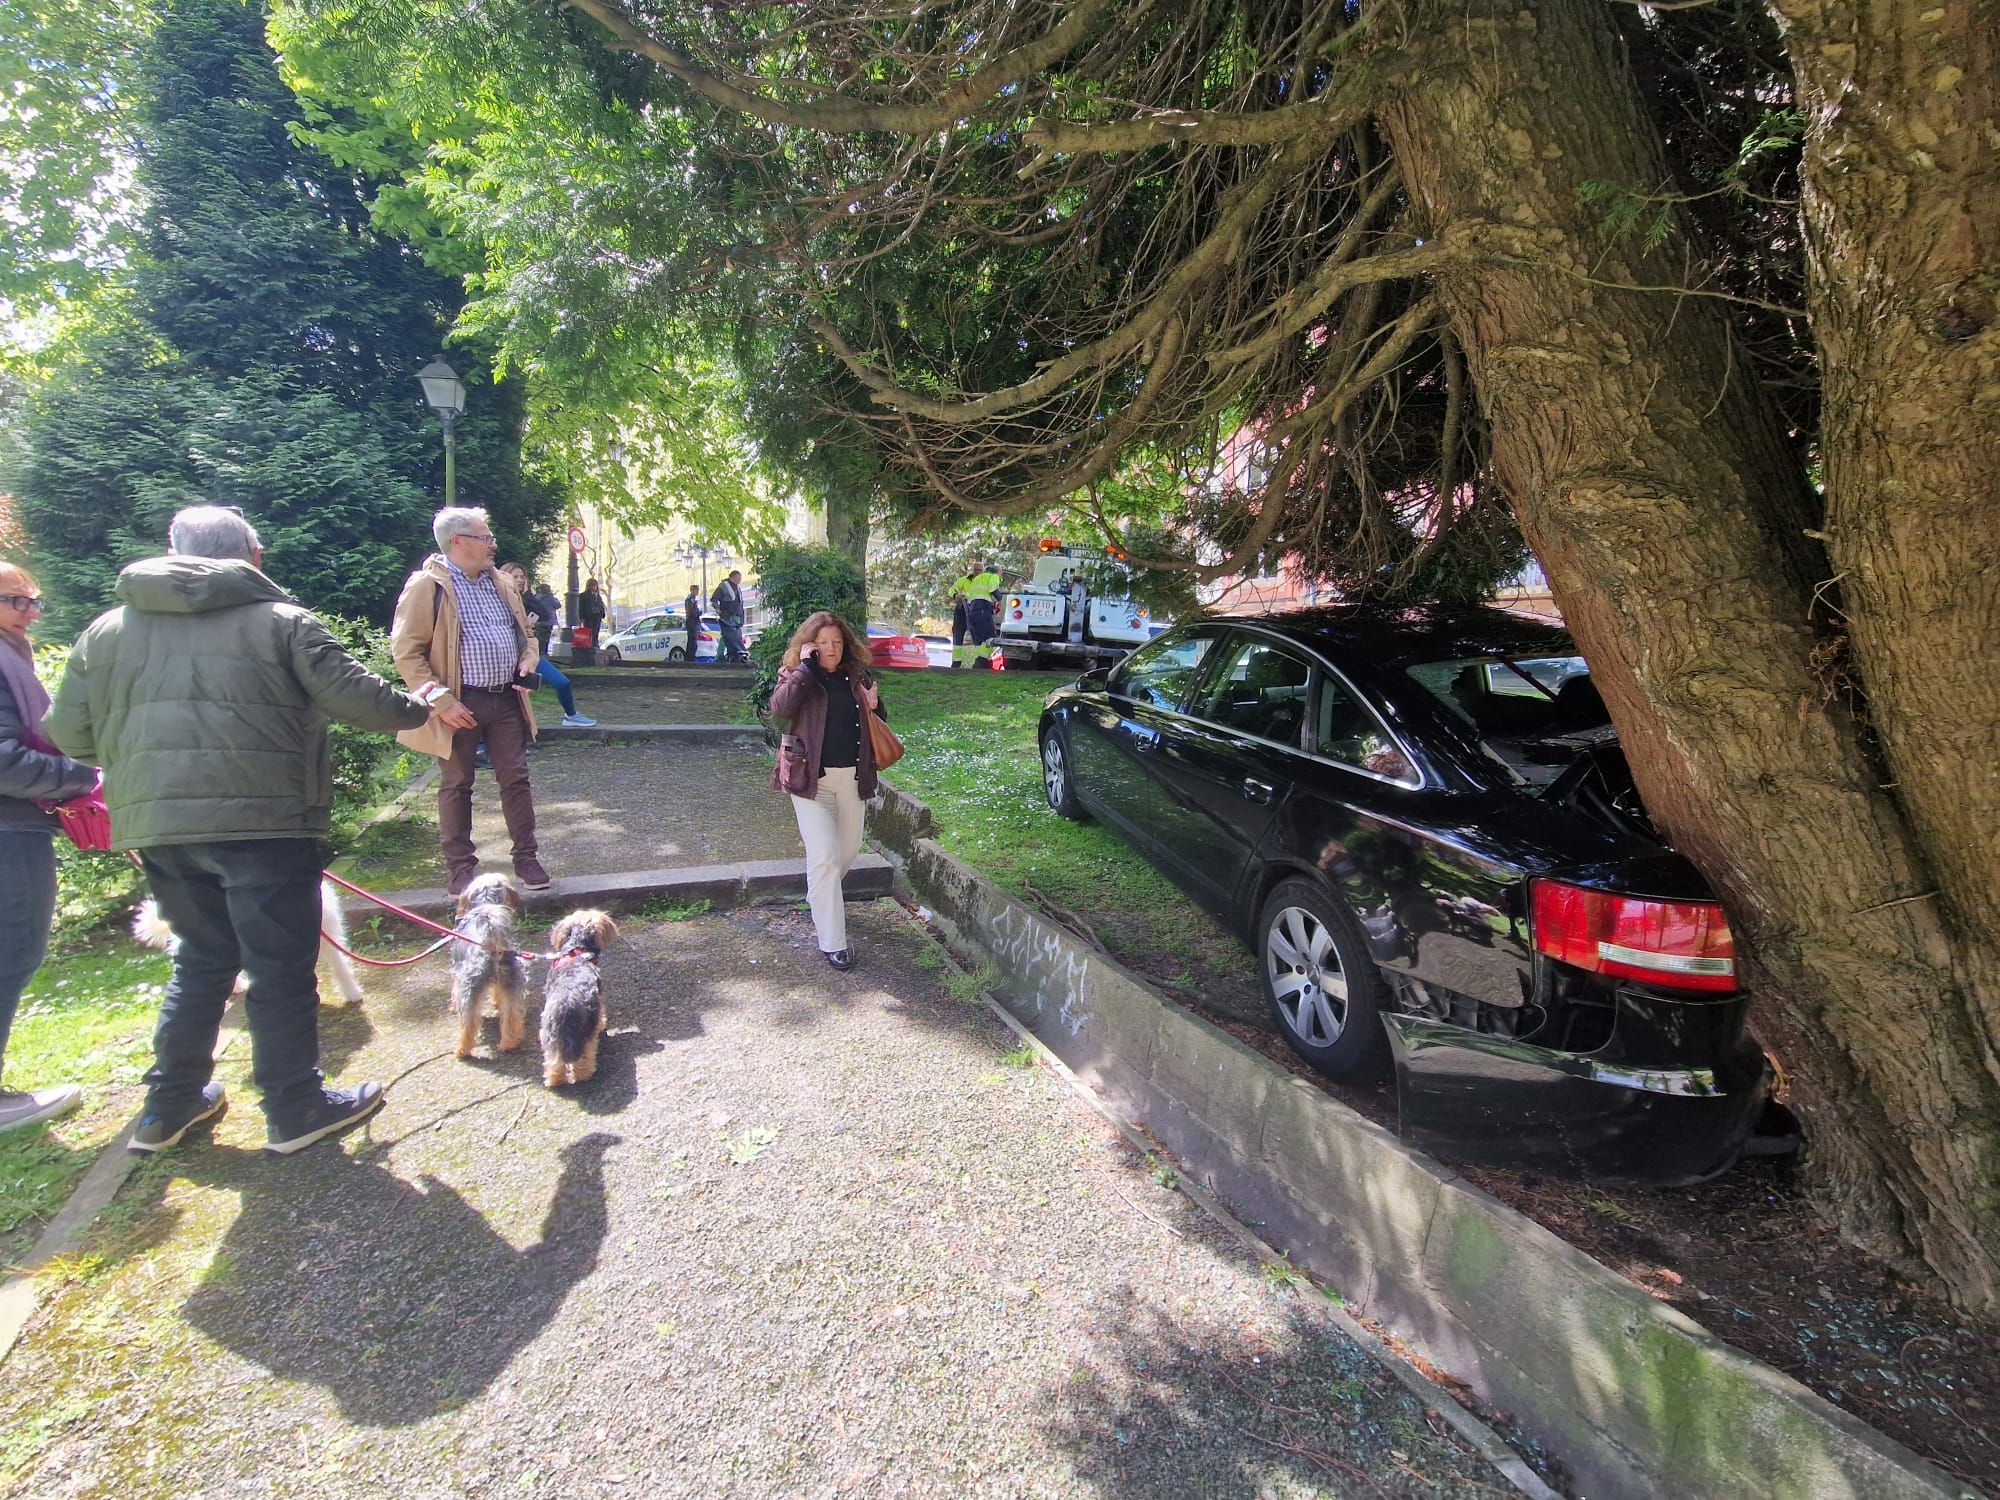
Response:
[1382,1011,1769,1186]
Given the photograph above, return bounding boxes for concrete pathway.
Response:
[0,676,1531,1499]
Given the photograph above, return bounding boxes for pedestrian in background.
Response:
[392,507,550,896]
[579,578,607,648]
[501,563,595,728]
[769,611,887,971]
[713,568,749,663]
[0,561,98,1135]
[684,583,703,664]
[47,508,437,1155]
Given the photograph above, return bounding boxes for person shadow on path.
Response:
[179,1132,616,1425]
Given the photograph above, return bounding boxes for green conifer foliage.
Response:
[11,0,560,634]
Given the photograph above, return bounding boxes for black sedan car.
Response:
[1038,607,1768,1186]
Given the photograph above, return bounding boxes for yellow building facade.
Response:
[538,491,827,630]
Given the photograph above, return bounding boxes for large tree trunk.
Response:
[1769,0,2000,1033]
[1381,0,2000,1312]
[824,485,871,579]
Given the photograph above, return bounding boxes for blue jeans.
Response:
[136,839,328,1126]
[0,829,58,1082]
[538,654,577,716]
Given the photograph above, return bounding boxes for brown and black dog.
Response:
[539,910,618,1087]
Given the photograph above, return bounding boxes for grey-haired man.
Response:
[390,506,548,896]
[48,506,440,1155]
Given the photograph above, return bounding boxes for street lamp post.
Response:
[416,359,467,505]
[674,542,730,612]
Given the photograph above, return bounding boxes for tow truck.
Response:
[994,540,1154,670]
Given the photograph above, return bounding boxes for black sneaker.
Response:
[264,1083,384,1156]
[129,1082,227,1154]
[824,949,853,971]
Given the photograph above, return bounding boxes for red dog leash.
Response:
[320,869,556,966]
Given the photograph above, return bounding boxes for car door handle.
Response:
[1242,777,1273,803]
[1131,729,1160,751]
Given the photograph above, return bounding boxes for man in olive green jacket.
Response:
[47,507,439,1157]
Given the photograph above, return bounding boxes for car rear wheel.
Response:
[1257,878,1391,1080]
[602,646,622,665]
[667,645,685,662]
[1040,729,1088,821]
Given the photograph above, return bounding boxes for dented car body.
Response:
[1037,606,1767,1186]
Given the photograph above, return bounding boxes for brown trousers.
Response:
[439,686,538,877]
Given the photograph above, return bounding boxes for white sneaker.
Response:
[561,713,597,727]
[0,1084,83,1135]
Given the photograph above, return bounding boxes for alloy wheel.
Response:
[1042,736,1068,810]
[1265,904,1349,1046]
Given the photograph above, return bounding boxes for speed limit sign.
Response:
[568,525,587,554]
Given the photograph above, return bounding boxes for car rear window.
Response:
[1407,654,1609,781]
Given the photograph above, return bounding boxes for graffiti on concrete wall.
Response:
[984,900,1095,1037]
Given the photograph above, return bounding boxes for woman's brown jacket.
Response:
[768,662,886,799]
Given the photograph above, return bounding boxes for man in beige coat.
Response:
[391,506,548,895]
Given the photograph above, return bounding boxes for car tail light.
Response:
[1011,609,1023,619]
[1127,616,1142,629]
[1530,879,1736,992]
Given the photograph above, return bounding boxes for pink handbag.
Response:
[23,728,112,851]
[50,782,113,851]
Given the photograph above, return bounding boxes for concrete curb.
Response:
[344,853,895,923]
[867,782,1974,1500]
[537,723,763,744]
[563,667,755,687]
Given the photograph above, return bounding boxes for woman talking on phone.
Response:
[769,611,889,971]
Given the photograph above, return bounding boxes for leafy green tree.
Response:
[8,0,560,634]
[0,0,153,315]
[747,540,866,709]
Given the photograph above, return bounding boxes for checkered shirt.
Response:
[448,561,519,688]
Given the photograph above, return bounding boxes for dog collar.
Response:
[550,946,595,967]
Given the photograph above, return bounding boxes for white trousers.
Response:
[790,766,865,953]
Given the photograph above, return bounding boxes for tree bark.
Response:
[1381,0,2000,1312]
[824,484,871,580]
[1769,0,2000,1027]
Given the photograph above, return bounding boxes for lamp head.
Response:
[417,359,466,416]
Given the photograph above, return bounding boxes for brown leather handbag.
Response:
[865,710,904,772]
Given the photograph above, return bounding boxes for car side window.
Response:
[1109,631,1216,709]
[1314,674,1418,782]
[1194,638,1314,747]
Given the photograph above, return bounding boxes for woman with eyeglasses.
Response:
[0,562,98,1133]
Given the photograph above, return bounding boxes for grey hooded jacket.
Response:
[45,557,427,849]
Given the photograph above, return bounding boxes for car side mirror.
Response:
[1079,666,1111,693]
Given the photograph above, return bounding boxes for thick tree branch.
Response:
[562,0,1114,135]
[1016,47,1401,168]
[890,312,1192,516]
[808,144,1306,423]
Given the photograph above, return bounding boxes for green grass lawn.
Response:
[880,668,1258,1012]
[0,944,171,1263]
